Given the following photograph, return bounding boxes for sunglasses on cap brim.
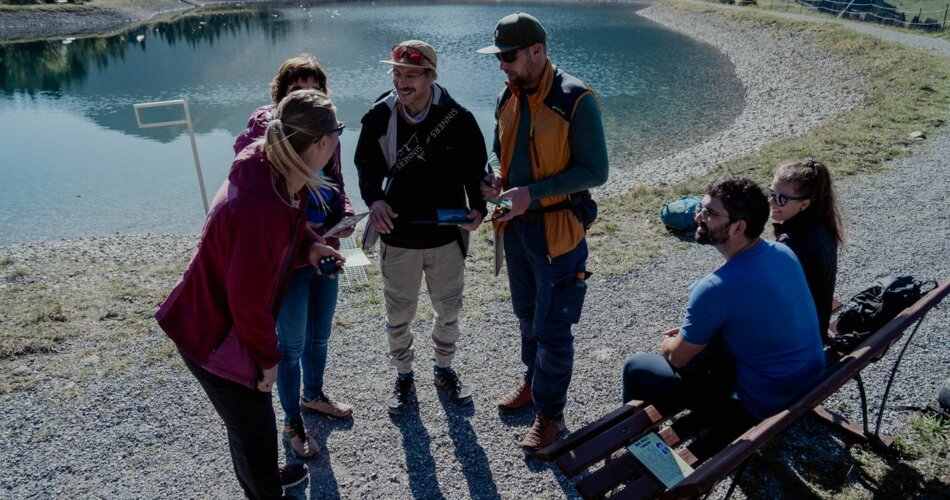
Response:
[391,45,434,67]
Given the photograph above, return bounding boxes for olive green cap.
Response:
[476,12,546,54]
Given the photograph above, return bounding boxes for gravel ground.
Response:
[1,4,948,500]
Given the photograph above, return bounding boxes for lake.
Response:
[0,1,743,245]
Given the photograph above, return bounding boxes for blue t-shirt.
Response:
[679,240,825,419]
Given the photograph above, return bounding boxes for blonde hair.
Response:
[262,89,337,204]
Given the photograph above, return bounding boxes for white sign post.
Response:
[132,99,209,214]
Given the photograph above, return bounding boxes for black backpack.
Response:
[828,276,936,351]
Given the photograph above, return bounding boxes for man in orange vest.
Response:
[478,12,609,452]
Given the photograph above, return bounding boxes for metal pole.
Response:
[944,4,948,31]
[182,99,210,214]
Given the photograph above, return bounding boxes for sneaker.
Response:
[280,462,309,489]
[433,367,473,405]
[497,379,533,413]
[301,391,353,420]
[521,414,566,451]
[281,418,320,459]
[388,373,416,415]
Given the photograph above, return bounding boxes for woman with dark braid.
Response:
[769,159,844,340]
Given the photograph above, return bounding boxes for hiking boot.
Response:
[433,366,473,405]
[521,414,566,451]
[497,379,533,413]
[388,373,416,415]
[281,418,319,459]
[301,391,353,420]
[280,462,309,489]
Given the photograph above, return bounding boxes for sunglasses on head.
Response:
[767,187,808,207]
[495,47,524,64]
[391,45,433,67]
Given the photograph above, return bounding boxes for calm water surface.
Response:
[0,2,743,244]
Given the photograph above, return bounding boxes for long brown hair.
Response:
[261,90,337,204]
[269,54,328,105]
[775,159,844,244]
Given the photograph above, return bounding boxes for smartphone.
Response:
[486,198,512,220]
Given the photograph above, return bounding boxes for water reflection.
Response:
[0,2,743,244]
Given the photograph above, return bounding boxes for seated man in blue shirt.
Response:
[622,177,825,458]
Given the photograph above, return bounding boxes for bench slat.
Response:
[611,449,699,500]
[535,400,644,462]
[556,405,666,476]
[576,425,691,498]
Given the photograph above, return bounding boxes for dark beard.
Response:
[695,222,730,245]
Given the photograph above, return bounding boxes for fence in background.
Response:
[762,0,950,31]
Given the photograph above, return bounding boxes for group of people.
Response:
[155,11,845,500]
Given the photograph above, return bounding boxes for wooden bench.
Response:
[536,278,949,499]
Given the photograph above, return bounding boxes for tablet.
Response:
[323,212,369,238]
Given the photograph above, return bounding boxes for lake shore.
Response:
[2,2,948,499]
[0,0,301,42]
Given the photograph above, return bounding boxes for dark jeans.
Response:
[276,267,339,424]
[621,346,759,459]
[180,353,283,500]
[504,217,588,419]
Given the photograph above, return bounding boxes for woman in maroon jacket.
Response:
[234,54,356,459]
[156,90,344,499]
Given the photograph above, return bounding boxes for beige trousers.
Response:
[380,241,465,374]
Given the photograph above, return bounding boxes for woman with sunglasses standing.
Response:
[157,90,345,499]
[234,55,357,460]
[769,159,844,340]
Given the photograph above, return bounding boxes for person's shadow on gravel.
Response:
[437,395,501,499]
[522,427,581,499]
[279,416,354,500]
[390,405,446,499]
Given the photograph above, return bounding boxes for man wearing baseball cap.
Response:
[478,13,609,452]
[355,40,488,415]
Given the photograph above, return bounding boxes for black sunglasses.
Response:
[495,47,524,64]
[313,122,345,143]
[767,187,808,207]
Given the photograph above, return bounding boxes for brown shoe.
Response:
[301,391,353,419]
[282,418,319,459]
[497,379,533,413]
[521,414,566,451]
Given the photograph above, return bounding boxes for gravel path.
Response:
[1,3,948,500]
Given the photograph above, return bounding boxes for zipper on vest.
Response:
[529,127,541,171]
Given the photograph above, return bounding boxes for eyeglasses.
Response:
[767,187,808,207]
[314,122,345,143]
[495,48,523,64]
[697,206,730,224]
[391,45,434,67]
